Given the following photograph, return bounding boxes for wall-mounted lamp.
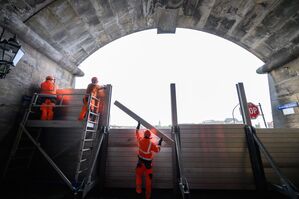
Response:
[0,28,24,79]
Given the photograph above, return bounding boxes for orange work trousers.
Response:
[78,96,98,121]
[136,161,153,199]
[40,100,54,120]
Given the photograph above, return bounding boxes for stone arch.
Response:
[0,0,299,146]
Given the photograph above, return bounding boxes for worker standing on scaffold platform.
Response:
[135,121,163,199]
[78,76,105,121]
[39,75,58,120]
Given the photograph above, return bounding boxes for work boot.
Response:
[136,192,143,199]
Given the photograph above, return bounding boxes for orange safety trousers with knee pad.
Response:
[40,99,55,120]
[136,160,153,199]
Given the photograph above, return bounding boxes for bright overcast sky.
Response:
[75,28,273,127]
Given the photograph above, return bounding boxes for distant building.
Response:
[202,118,243,124]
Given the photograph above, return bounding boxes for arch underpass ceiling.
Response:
[0,0,299,76]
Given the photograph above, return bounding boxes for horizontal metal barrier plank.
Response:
[105,125,299,190]
[179,124,245,129]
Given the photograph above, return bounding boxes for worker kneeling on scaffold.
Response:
[135,121,163,199]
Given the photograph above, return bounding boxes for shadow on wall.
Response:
[0,85,38,175]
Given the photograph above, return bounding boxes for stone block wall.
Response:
[268,57,299,128]
[0,31,75,172]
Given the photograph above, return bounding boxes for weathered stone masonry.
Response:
[268,57,299,128]
[0,28,75,169]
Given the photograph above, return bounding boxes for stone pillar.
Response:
[268,56,299,128]
[0,32,75,172]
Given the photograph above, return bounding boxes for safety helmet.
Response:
[46,75,54,80]
[91,77,98,84]
[144,130,152,139]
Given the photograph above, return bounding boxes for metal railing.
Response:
[31,92,100,108]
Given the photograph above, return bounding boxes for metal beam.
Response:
[252,129,299,198]
[244,125,267,192]
[20,124,74,191]
[114,100,174,145]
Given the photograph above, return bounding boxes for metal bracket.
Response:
[179,177,190,198]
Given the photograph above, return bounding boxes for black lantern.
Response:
[0,33,24,79]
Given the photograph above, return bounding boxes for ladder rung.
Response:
[84,139,94,142]
[78,168,88,174]
[90,103,97,107]
[80,159,87,163]
[87,122,95,128]
[87,121,97,124]
[86,129,97,132]
[82,148,92,152]
[89,112,99,116]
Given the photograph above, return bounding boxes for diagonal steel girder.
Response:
[114,100,174,145]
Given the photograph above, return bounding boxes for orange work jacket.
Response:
[86,83,103,97]
[40,80,57,95]
[136,131,160,161]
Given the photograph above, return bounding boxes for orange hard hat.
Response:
[46,76,54,80]
[144,130,152,139]
[91,77,98,83]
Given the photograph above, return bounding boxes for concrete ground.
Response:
[1,181,289,199]
[2,187,289,199]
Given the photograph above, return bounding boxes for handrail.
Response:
[250,126,299,199]
[33,93,101,104]
[29,93,101,113]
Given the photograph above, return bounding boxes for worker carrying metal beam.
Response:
[135,121,163,199]
[39,75,57,120]
[78,76,105,121]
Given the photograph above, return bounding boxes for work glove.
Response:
[158,137,163,146]
[136,121,141,130]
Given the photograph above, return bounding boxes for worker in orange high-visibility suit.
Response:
[40,99,55,120]
[78,77,105,121]
[39,76,58,120]
[135,122,163,199]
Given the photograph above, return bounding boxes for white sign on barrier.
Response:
[282,108,295,115]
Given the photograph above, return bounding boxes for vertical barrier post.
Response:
[96,85,112,193]
[171,84,179,198]
[170,84,190,199]
[236,82,251,125]
[236,82,267,192]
